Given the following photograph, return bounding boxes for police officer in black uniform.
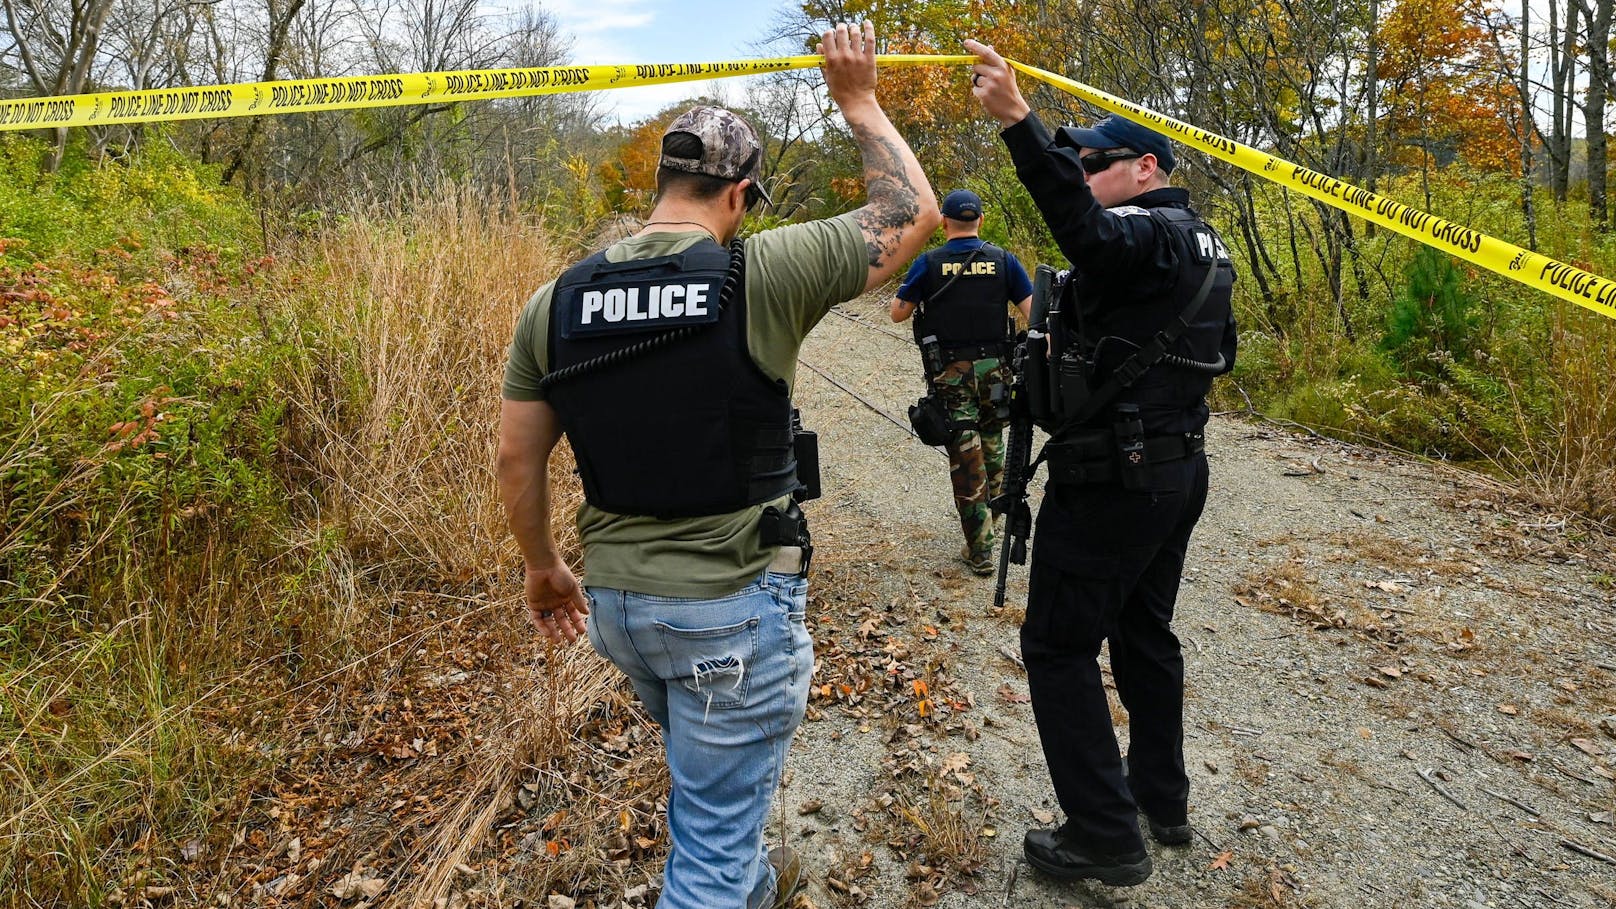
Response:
[965,39,1237,886]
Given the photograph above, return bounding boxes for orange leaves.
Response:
[913,678,931,717]
[814,678,868,705]
[1208,850,1234,870]
[105,390,178,454]
[830,176,864,202]
[600,109,684,207]
[1376,0,1517,171]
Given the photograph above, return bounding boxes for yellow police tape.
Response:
[0,55,971,130]
[1006,60,1616,322]
[1,51,1611,320]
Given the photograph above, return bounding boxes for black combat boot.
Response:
[1144,815,1192,846]
[1022,826,1152,886]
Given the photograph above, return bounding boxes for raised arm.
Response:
[820,21,940,292]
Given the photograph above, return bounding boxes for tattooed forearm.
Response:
[849,118,922,268]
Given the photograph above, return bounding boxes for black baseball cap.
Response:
[1058,116,1176,174]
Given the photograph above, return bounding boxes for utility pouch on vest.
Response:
[908,392,954,446]
[1056,351,1095,421]
[1112,403,1150,491]
[919,334,946,378]
[909,333,954,445]
[1043,427,1114,485]
[791,408,821,502]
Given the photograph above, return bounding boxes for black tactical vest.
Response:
[1069,205,1236,434]
[545,238,798,518]
[912,243,1013,349]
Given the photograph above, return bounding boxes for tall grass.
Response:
[1,145,298,903]
[1495,309,1616,519]
[284,185,563,578]
[0,145,595,906]
[245,187,662,908]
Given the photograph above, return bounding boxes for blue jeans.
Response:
[586,571,813,909]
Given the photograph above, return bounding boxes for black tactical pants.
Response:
[1021,453,1210,854]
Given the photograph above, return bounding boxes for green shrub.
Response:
[0,138,296,904]
[1381,245,1477,373]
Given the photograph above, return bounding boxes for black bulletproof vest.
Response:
[546,239,798,518]
[1070,205,1236,434]
[912,243,1013,347]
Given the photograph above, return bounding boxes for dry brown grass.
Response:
[1318,529,1475,577]
[1230,550,1374,637]
[223,188,667,906]
[0,186,611,907]
[285,185,568,579]
[1495,312,1616,526]
[883,768,991,887]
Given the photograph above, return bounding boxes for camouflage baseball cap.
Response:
[660,105,772,206]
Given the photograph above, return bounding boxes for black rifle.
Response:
[990,267,1054,609]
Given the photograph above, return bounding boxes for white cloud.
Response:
[539,0,654,36]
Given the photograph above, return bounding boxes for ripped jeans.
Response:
[586,571,812,909]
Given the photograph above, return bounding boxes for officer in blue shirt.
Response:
[892,189,1033,574]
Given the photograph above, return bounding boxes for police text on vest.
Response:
[1193,229,1230,261]
[580,283,712,324]
[942,260,997,276]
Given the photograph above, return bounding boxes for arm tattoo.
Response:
[849,119,921,268]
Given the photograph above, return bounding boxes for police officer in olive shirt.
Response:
[497,22,939,909]
[965,39,1237,887]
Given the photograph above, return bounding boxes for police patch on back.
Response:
[1109,205,1151,217]
[558,273,723,339]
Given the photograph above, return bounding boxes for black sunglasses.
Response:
[743,181,765,211]
[1079,150,1141,175]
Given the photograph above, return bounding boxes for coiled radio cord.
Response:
[1161,352,1226,374]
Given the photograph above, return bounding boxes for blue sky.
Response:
[489,0,801,124]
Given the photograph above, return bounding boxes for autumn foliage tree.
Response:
[1377,0,1518,172]
[598,109,686,212]
[793,0,1046,197]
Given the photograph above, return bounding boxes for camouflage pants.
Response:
[934,357,1012,558]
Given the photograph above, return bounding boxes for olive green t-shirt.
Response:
[502,214,866,597]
